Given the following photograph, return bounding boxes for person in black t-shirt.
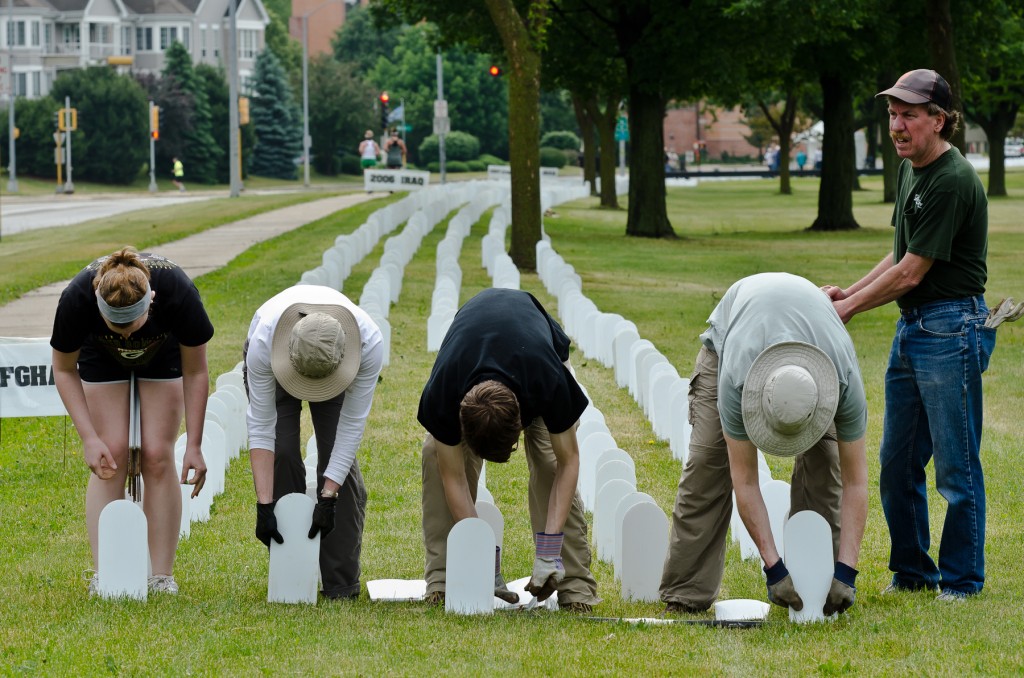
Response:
[417,289,600,612]
[51,247,214,595]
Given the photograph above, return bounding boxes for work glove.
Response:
[308,495,338,540]
[764,559,803,611]
[255,501,283,547]
[823,562,858,616]
[985,297,1024,328]
[525,532,565,602]
[494,546,520,604]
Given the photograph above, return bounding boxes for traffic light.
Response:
[57,108,78,131]
[150,105,160,140]
[488,65,502,77]
[379,92,390,130]
[238,96,250,125]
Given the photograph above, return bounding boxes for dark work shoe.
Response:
[882,581,939,595]
[424,590,445,606]
[664,601,705,614]
[559,601,593,614]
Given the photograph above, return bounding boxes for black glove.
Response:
[494,546,520,604]
[823,562,858,615]
[255,501,283,547]
[308,495,338,539]
[764,559,803,611]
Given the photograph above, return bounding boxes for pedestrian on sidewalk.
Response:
[172,157,185,192]
[383,130,407,169]
[244,285,383,600]
[359,130,380,170]
[51,247,213,596]
[417,288,600,613]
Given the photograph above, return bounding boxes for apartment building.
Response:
[0,0,269,100]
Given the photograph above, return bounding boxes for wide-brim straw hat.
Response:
[271,302,360,402]
[741,341,839,457]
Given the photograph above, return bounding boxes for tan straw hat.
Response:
[741,341,839,457]
[271,303,360,402]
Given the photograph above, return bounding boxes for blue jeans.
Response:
[880,296,996,595]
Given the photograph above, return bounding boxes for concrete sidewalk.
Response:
[0,192,380,339]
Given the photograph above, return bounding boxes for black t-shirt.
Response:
[50,253,214,368]
[417,288,588,445]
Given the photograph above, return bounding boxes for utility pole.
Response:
[6,0,18,193]
[227,0,241,197]
[63,95,74,193]
[435,50,446,184]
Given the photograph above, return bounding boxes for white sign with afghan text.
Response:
[0,337,66,418]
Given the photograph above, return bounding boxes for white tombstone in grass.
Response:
[730,492,760,560]
[785,510,835,624]
[200,420,227,497]
[648,367,679,438]
[613,327,641,389]
[596,314,626,367]
[669,389,691,462]
[268,493,320,605]
[476,485,495,505]
[578,431,617,510]
[427,310,455,352]
[97,500,148,600]
[728,454,773,545]
[594,450,636,511]
[368,312,391,368]
[619,500,669,602]
[613,491,656,579]
[445,518,495,615]
[637,351,669,416]
[593,478,635,559]
[204,405,234,463]
[215,370,245,394]
[367,579,427,601]
[578,405,606,428]
[175,434,213,523]
[475,500,504,550]
[628,342,657,403]
[178,482,192,539]
[576,418,610,447]
[305,435,318,465]
[761,479,792,560]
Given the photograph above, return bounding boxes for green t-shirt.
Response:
[892,147,987,309]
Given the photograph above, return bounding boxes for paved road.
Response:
[0,192,380,338]
[1,194,213,235]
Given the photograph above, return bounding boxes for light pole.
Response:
[301,0,338,188]
[227,0,241,197]
[6,0,18,193]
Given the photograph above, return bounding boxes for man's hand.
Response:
[255,502,283,547]
[494,546,520,604]
[525,532,564,602]
[308,495,337,539]
[764,559,803,611]
[823,562,858,615]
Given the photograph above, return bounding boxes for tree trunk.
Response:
[810,74,860,231]
[760,92,797,195]
[926,0,966,154]
[976,115,1015,197]
[486,0,545,270]
[572,93,598,196]
[585,95,621,209]
[625,85,675,237]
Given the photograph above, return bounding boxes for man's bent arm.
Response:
[726,434,780,566]
[836,437,868,567]
[436,440,477,522]
[545,428,580,534]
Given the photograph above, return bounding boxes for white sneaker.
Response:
[936,591,969,603]
[148,575,179,594]
[85,570,99,596]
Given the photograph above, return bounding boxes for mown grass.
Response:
[1,171,1023,675]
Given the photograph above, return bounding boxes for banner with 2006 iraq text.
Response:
[0,337,66,418]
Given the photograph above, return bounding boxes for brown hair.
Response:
[927,102,961,141]
[93,247,151,310]
[460,380,522,463]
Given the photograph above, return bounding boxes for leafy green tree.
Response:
[540,90,577,135]
[418,131,481,162]
[135,71,193,180]
[0,97,66,179]
[163,41,222,184]
[195,63,256,182]
[366,23,508,164]
[264,6,302,82]
[250,49,303,180]
[49,67,148,184]
[307,55,377,175]
[333,4,402,75]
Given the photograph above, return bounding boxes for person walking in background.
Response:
[660,272,868,617]
[417,288,600,612]
[172,157,185,192]
[358,130,380,170]
[383,130,407,169]
[244,285,383,600]
[823,69,993,602]
[51,247,213,596]
[796,148,808,171]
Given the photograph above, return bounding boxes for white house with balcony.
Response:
[1,0,269,100]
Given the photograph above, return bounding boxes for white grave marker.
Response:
[785,510,835,624]
[268,493,319,605]
[97,500,148,600]
[619,501,669,602]
[445,518,495,615]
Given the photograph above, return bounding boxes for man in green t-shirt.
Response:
[823,69,995,602]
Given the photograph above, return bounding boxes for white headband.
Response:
[95,281,152,324]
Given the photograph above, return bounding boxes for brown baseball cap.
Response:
[876,69,952,111]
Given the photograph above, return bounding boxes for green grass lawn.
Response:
[1,173,1023,675]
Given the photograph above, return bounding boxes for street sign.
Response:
[53,131,65,145]
[615,116,629,142]
[433,117,450,136]
[402,124,412,132]
[434,100,448,118]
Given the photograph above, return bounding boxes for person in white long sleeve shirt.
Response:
[244,285,383,600]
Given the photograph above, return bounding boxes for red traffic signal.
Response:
[488,65,502,77]
[380,91,390,104]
